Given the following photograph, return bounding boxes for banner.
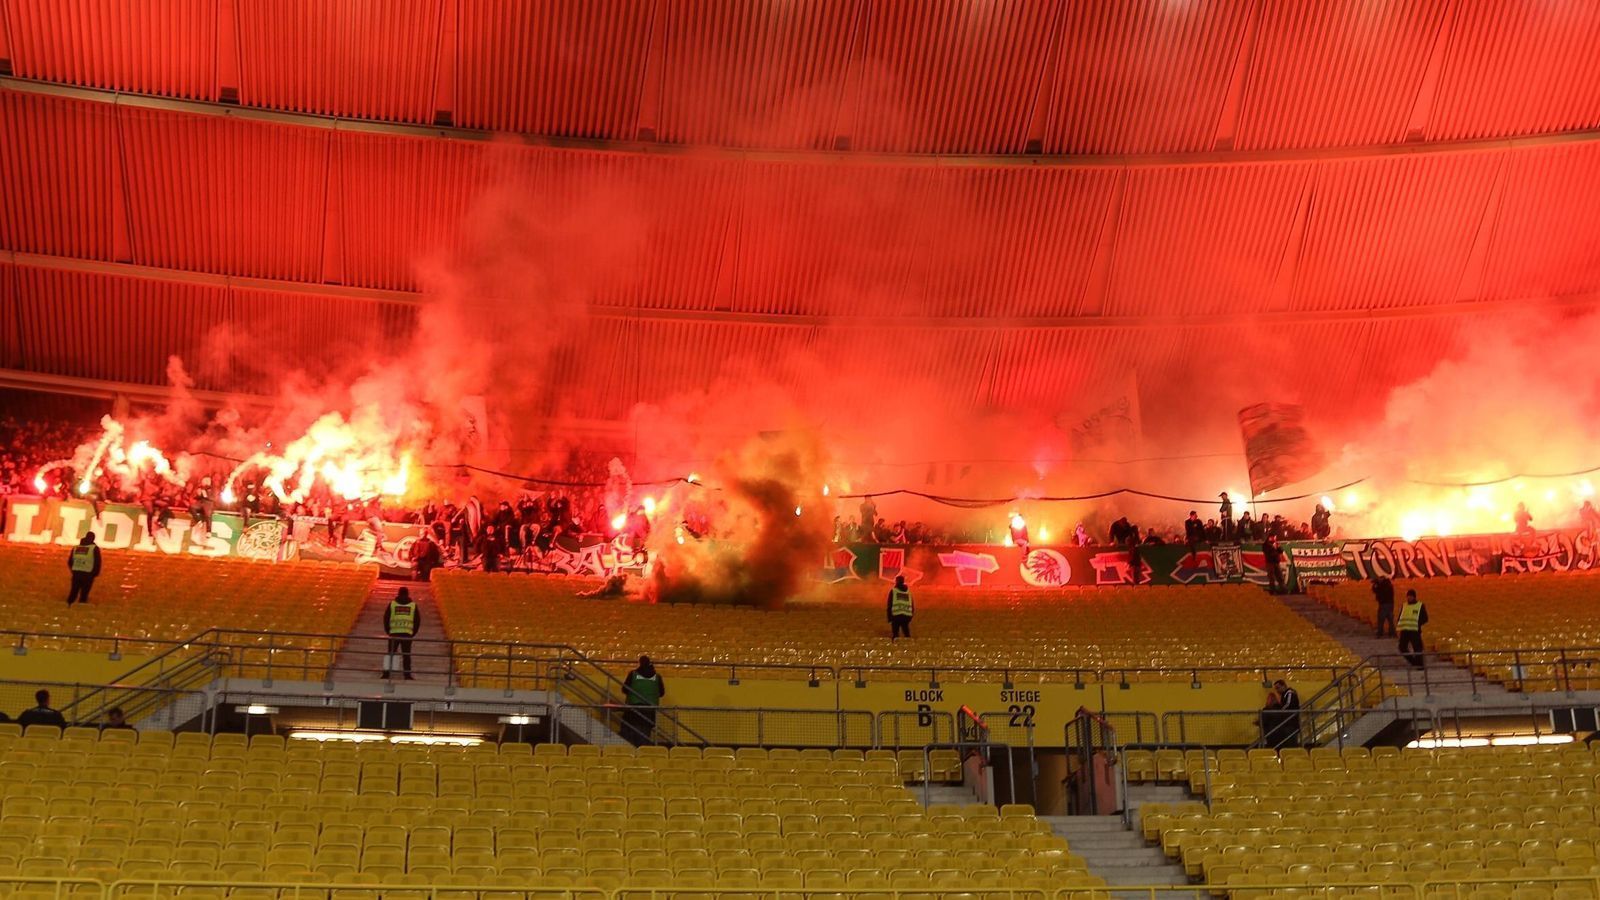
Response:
[12,496,1595,586]
[1337,528,1600,580]
[822,542,1271,588]
[2,496,422,571]
[1285,542,1349,591]
[1238,403,1326,496]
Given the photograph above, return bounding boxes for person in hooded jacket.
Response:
[622,655,666,746]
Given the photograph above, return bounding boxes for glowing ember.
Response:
[794,506,803,517]
[685,473,700,484]
[821,484,830,496]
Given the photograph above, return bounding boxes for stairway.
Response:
[916,783,978,806]
[327,579,453,685]
[1046,811,1198,898]
[1277,593,1519,703]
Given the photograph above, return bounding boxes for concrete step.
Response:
[328,580,453,685]
[1044,814,1194,892]
[1056,832,1148,851]
[1127,784,1192,800]
[1276,594,1520,704]
[1094,865,1193,886]
[1044,816,1129,833]
[1069,846,1170,867]
[919,785,977,807]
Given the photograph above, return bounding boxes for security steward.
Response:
[621,656,665,747]
[887,575,913,639]
[382,587,419,680]
[1397,589,1428,668]
[66,531,103,606]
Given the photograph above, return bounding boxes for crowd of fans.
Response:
[0,414,1335,570]
[0,416,95,498]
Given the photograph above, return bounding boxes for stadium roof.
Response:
[2,0,1598,424]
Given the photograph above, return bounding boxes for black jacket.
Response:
[17,707,67,729]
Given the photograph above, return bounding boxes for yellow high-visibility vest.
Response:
[1397,602,1423,632]
[69,546,96,574]
[387,601,417,635]
[890,588,913,617]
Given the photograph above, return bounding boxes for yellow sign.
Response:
[663,676,1326,746]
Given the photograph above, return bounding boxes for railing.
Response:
[974,709,1038,807]
[874,709,957,748]
[1158,705,1433,751]
[551,702,874,749]
[843,660,1350,688]
[1098,711,1162,746]
[2,676,562,735]
[1366,645,1600,695]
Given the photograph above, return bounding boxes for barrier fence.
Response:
[12,615,1600,702]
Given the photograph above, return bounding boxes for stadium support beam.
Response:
[8,75,1600,170]
[4,249,1598,332]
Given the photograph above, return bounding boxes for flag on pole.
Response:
[1238,403,1326,497]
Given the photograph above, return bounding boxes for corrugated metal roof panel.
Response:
[1481,140,1600,302]
[453,0,651,139]
[1233,0,1449,150]
[3,0,218,100]
[1045,0,1250,154]
[234,0,443,123]
[1103,162,1311,317]
[654,0,858,149]
[844,0,1058,154]
[1291,150,1502,312]
[9,264,230,388]
[1428,1,1600,142]
[118,105,330,282]
[334,131,492,291]
[0,89,118,260]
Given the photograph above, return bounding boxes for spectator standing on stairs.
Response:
[1372,576,1396,637]
[382,587,419,680]
[1397,589,1428,668]
[65,531,102,606]
[622,656,665,746]
[1262,535,1285,593]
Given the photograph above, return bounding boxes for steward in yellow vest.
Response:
[382,587,419,680]
[886,575,913,640]
[66,532,102,607]
[1397,589,1428,669]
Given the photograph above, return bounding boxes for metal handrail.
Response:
[552,701,876,749]
[18,613,1600,695]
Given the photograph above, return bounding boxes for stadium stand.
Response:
[1309,575,1600,690]
[0,543,373,650]
[434,573,1355,683]
[0,725,1102,894]
[1140,743,1600,895]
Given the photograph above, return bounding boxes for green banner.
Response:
[2,495,419,569]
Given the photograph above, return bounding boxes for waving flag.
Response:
[1238,403,1326,497]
